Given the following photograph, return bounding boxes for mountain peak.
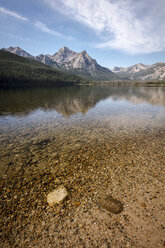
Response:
[58,46,75,54]
[52,47,77,64]
[5,46,34,58]
[45,47,114,80]
[7,46,24,52]
[131,63,148,71]
[15,46,22,50]
[137,63,145,66]
[81,50,87,54]
[60,46,70,51]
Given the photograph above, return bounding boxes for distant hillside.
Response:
[0,50,83,89]
[112,63,165,81]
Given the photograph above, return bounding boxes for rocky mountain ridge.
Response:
[3,46,115,81]
[3,46,165,81]
[112,63,165,80]
[38,47,115,80]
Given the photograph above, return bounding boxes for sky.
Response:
[0,0,165,68]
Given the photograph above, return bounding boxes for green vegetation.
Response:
[0,50,83,89]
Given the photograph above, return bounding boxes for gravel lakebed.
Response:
[0,119,165,248]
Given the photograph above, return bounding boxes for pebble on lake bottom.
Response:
[99,195,123,214]
[47,185,68,206]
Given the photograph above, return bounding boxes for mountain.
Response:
[4,46,116,81]
[4,46,165,81]
[112,63,150,76]
[51,46,77,64]
[112,66,125,73]
[3,46,34,59]
[0,50,83,89]
[38,47,116,81]
[36,54,60,68]
[112,63,165,80]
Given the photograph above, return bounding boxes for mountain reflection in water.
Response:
[0,85,165,117]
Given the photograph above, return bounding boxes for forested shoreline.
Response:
[0,50,82,89]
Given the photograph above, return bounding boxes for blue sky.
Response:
[0,0,165,68]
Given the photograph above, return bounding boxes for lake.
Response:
[0,85,165,248]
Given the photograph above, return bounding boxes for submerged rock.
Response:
[99,195,123,214]
[47,185,68,206]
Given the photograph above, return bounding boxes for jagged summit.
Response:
[59,46,71,52]
[50,48,114,80]
[38,47,114,80]
[51,47,77,64]
[81,50,87,54]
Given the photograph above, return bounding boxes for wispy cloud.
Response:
[34,20,74,40]
[44,0,165,54]
[34,21,62,37]
[0,6,28,21]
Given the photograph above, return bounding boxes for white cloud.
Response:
[0,6,28,21]
[44,0,165,54]
[34,21,62,37]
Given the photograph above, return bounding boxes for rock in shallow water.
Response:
[99,195,123,214]
[47,185,68,206]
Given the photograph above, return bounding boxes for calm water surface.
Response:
[0,85,165,247]
[0,85,165,184]
[0,86,165,151]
